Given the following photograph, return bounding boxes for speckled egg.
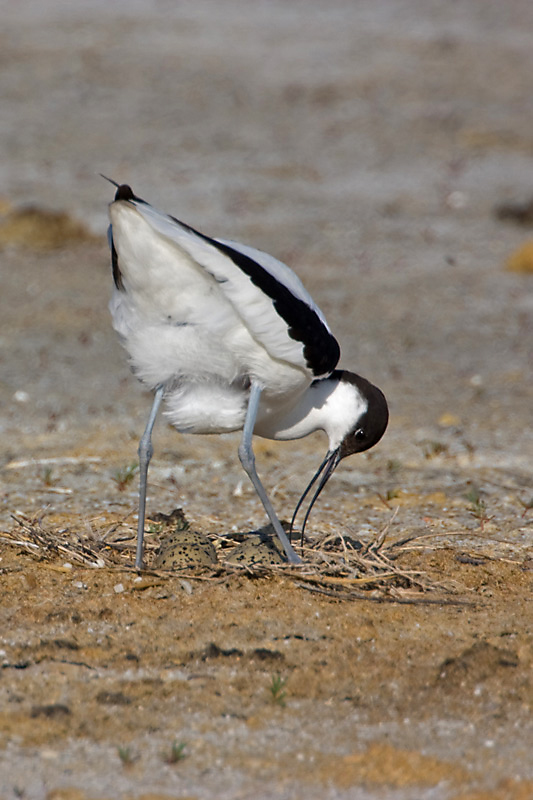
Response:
[225,534,286,566]
[153,529,218,569]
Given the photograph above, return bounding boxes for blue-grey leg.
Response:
[238,382,302,565]
[135,384,165,569]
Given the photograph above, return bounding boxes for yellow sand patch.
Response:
[316,742,468,788]
[0,206,98,250]
[450,778,533,800]
[438,412,461,427]
[505,241,533,273]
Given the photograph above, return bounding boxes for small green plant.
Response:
[421,440,449,459]
[378,488,400,509]
[465,487,486,517]
[147,522,164,534]
[41,466,55,487]
[113,462,138,492]
[165,740,187,764]
[270,674,287,707]
[117,745,135,766]
[465,487,491,529]
[386,459,402,476]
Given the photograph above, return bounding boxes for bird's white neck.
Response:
[255,376,368,449]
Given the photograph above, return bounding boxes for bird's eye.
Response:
[354,429,366,442]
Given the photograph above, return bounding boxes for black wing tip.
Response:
[308,336,340,378]
[100,175,142,203]
[115,184,136,202]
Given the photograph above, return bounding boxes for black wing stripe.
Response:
[110,184,139,291]
[204,238,340,376]
[111,184,340,376]
[110,233,124,291]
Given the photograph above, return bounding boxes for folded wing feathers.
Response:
[129,198,340,378]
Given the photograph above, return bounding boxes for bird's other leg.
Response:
[238,382,302,565]
[135,384,165,569]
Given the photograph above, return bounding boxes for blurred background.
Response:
[1,4,533,797]
[1,0,532,536]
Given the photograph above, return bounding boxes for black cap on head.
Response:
[338,372,389,459]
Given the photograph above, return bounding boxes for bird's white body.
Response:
[110,198,354,447]
[107,184,388,566]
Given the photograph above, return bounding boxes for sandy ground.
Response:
[1,1,533,798]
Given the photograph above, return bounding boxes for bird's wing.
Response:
[113,189,340,378]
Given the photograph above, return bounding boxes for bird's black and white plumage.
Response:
[107,183,388,567]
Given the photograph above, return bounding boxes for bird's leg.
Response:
[135,384,165,569]
[238,382,302,565]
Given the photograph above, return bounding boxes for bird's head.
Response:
[291,370,389,539]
